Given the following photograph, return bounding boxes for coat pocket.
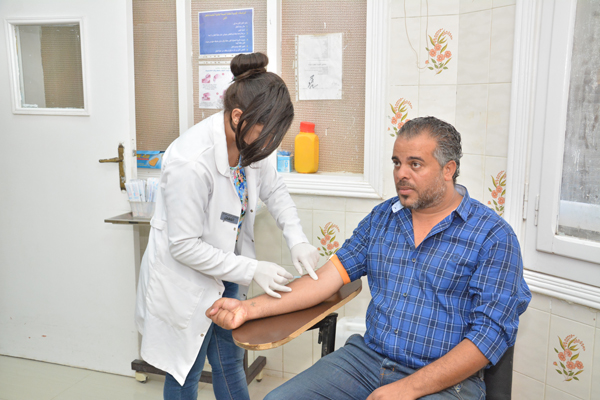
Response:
[146,259,205,330]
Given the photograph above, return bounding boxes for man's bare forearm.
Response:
[368,339,489,399]
[245,261,344,321]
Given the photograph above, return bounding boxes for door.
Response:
[0,0,139,375]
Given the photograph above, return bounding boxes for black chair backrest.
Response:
[484,346,514,400]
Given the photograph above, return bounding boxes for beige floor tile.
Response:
[0,355,287,400]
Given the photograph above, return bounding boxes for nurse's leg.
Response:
[207,281,250,400]
[163,324,214,400]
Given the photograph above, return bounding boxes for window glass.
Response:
[558,0,600,242]
[16,23,84,109]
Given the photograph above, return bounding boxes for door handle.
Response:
[99,144,126,190]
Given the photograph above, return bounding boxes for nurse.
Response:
[135,52,319,400]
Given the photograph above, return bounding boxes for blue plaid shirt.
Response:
[336,185,530,367]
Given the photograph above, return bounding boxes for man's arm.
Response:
[206,261,344,329]
[367,339,489,400]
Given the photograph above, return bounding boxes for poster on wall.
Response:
[199,8,253,57]
[297,33,343,100]
[198,64,234,109]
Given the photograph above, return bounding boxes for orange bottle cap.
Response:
[300,122,315,133]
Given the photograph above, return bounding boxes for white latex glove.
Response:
[290,242,319,280]
[253,261,294,298]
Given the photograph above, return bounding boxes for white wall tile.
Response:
[511,372,546,400]
[418,85,457,124]
[419,16,460,86]
[282,208,313,266]
[456,154,484,202]
[513,308,551,382]
[529,292,553,313]
[312,196,347,211]
[421,0,460,16]
[546,316,594,400]
[261,345,284,377]
[493,0,516,8]
[346,198,382,213]
[483,156,507,216]
[390,0,421,18]
[591,328,600,398]
[254,211,282,264]
[282,331,313,374]
[486,83,511,157]
[457,10,492,84]
[291,194,314,210]
[313,210,346,268]
[545,386,582,400]
[490,5,516,83]
[552,299,597,327]
[389,17,421,86]
[387,86,419,136]
[455,84,488,155]
[460,0,492,14]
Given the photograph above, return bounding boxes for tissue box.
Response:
[137,151,164,169]
[277,151,293,173]
[130,201,155,218]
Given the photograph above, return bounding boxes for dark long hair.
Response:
[223,52,294,167]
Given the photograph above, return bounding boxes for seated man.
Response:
[206,116,531,400]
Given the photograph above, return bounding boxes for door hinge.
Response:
[522,183,529,220]
[534,194,540,226]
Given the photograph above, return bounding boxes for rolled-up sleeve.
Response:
[466,225,531,365]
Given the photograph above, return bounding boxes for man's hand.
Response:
[290,242,319,280]
[206,297,248,330]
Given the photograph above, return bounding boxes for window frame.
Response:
[172,0,387,199]
[506,0,600,309]
[4,17,90,116]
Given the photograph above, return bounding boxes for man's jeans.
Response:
[163,281,249,400]
[265,334,486,400]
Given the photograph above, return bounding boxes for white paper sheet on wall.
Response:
[297,33,343,101]
[198,65,234,109]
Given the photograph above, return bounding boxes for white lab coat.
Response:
[135,112,308,385]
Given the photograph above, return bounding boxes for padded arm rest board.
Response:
[233,279,362,351]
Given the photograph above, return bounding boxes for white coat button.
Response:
[218,292,221,295]
[233,227,236,231]
[250,209,254,213]
[201,333,204,337]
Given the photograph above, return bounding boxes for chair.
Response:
[484,346,514,400]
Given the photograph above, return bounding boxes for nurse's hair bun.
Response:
[231,52,268,82]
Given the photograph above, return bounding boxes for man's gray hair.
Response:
[397,116,463,183]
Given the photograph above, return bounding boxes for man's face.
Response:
[392,133,449,210]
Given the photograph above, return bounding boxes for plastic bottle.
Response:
[294,122,319,173]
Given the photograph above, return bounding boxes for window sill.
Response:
[524,269,600,311]
[137,168,383,199]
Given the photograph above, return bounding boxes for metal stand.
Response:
[132,350,266,384]
[307,313,338,357]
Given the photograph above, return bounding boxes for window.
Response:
[506,0,600,308]
[5,19,88,115]
[161,0,388,199]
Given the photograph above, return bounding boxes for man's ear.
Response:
[444,160,457,182]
